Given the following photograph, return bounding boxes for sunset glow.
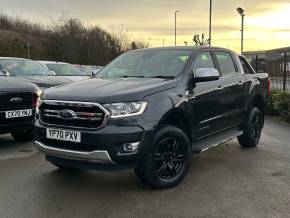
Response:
[1,0,289,52]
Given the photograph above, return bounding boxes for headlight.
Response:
[103,101,147,118]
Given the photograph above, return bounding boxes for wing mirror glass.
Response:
[193,68,219,82]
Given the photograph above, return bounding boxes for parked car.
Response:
[0,76,42,141]
[0,57,76,90]
[34,47,270,189]
[38,61,90,81]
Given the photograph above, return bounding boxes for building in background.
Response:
[244,47,290,92]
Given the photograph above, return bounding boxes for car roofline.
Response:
[37,60,69,65]
[126,46,235,54]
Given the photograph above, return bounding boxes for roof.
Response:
[37,60,69,65]
[131,46,233,53]
[0,57,30,61]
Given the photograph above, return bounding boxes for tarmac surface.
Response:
[0,117,289,218]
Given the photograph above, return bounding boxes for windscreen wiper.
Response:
[149,75,175,79]
[121,75,145,78]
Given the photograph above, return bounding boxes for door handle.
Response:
[217,85,224,91]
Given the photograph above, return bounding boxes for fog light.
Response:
[122,142,140,153]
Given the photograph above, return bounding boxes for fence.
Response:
[244,47,290,92]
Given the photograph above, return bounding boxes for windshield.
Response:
[45,63,86,76]
[97,49,192,79]
[0,59,51,76]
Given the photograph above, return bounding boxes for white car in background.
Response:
[37,61,91,82]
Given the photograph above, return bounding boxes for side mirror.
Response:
[50,71,56,76]
[0,69,10,77]
[193,68,219,82]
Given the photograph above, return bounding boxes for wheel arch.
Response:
[249,94,265,114]
[157,108,193,143]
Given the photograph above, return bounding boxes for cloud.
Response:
[0,0,289,51]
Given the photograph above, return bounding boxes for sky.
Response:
[1,0,290,52]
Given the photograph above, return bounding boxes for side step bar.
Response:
[192,127,243,153]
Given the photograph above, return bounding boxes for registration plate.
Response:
[5,109,32,119]
[46,128,81,143]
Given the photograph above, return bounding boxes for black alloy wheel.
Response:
[153,136,185,180]
[238,107,263,147]
[135,125,191,189]
[250,110,262,140]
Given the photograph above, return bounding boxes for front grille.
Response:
[39,101,109,129]
[0,92,33,111]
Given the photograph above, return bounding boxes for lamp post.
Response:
[209,0,212,46]
[26,43,30,59]
[237,7,245,54]
[175,10,179,46]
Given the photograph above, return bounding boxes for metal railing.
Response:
[244,47,290,92]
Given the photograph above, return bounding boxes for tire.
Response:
[135,125,191,189]
[11,129,33,142]
[238,107,263,147]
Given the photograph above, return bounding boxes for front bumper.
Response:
[35,141,115,164]
[34,118,157,168]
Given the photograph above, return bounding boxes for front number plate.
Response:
[5,109,32,119]
[46,128,81,143]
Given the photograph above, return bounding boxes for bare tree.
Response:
[0,12,150,65]
[109,24,130,51]
[193,34,210,46]
[130,40,150,50]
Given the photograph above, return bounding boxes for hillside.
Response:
[0,29,49,60]
[0,14,149,65]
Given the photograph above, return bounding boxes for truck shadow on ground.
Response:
[29,141,275,217]
[39,141,261,194]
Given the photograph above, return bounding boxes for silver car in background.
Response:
[38,61,91,82]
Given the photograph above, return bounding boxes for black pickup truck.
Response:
[0,76,41,141]
[34,46,270,189]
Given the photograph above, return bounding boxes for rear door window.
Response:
[239,56,255,74]
[214,52,237,77]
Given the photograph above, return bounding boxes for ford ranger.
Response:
[34,46,269,189]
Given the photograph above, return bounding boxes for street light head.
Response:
[175,10,179,13]
[237,7,245,16]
